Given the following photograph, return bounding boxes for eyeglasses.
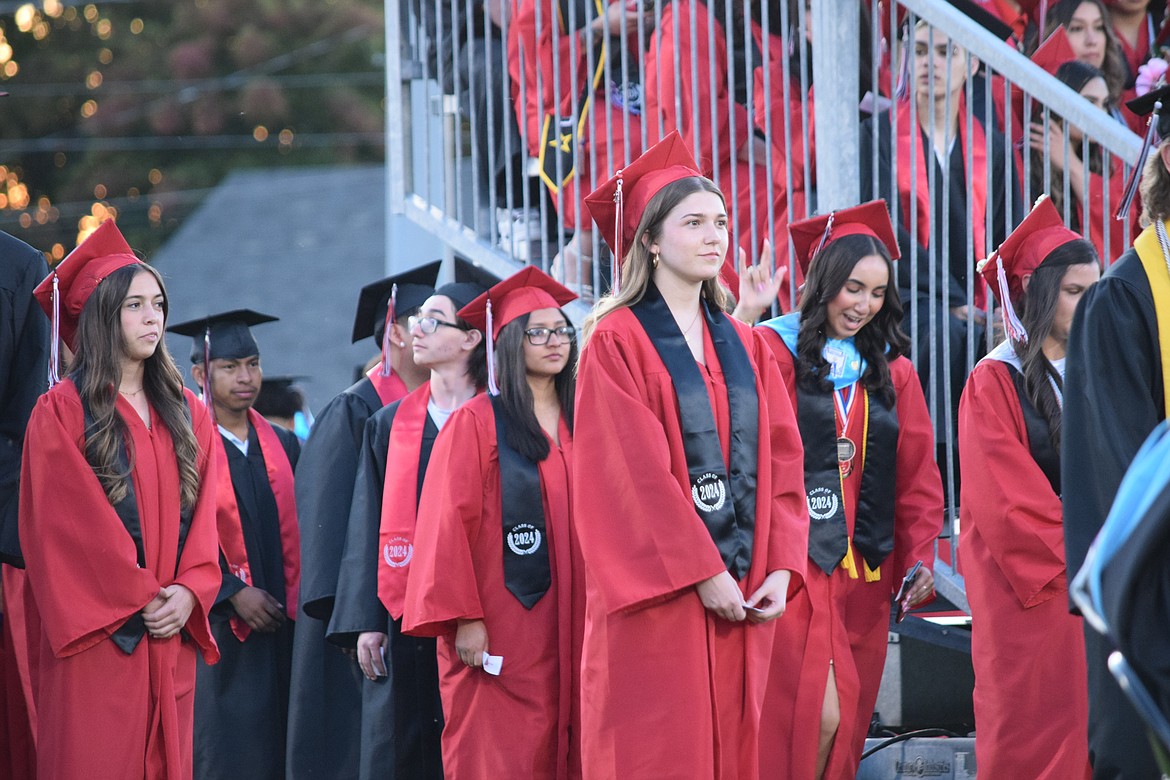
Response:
[408,315,469,334]
[524,325,577,346]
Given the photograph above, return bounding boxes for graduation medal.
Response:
[837,436,856,477]
[834,384,858,478]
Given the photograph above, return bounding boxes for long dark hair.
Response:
[494,312,578,461]
[1011,238,1098,451]
[69,263,201,511]
[458,312,489,392]
[1031,0,1127,103]
[1029,60,1107,219]
[795,234,910,407]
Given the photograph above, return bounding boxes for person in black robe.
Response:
[0,231,49,778]
[328,277,489,780]
[859,19,1021,494]
[169,310,301,780]
[1062,85,1170,779]
[0,232,49,567]
[285,262,437,780]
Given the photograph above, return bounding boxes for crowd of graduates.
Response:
[2,1,1170,780]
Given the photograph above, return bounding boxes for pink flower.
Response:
[1136,58,1169,97]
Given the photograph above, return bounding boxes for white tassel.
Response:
[486,298,500,396]
[996,255,1028,343]
[48,273,60,387]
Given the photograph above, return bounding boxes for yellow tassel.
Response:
[840,540,860,580]
[863,558,881,582]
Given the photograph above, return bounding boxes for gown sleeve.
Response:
[958,360,1066,608]
[173,390,223,661]
[572,324,729,615]
[327,407,393,646]
[402,403,489,637]
[890,358,944,583]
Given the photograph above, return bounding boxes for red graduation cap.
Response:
[459,266,578,395]
[978,194,1081,341]
[1032,26,1076,76]
[32,220,142,382]
[787,200,901,278]
[584,131,703,293]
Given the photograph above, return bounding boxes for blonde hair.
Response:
[582,176,733,346]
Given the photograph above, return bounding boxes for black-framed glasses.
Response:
[524,325,576,346]
[408,315,469,334]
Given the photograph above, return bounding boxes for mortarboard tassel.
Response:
[894,34,911,102]
[486,298,500,396]
[203,326,216,424]
[380,283,398,378]
[1117,99,1161,221]
[612,174,624,296]
[1036,1,1048,38]
[48,272,60,387]
[995,254,1029,343]
[812,212,836,265]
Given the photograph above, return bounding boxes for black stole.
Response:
[630,282,758,580]
[490,395,551,609]
[797,381,898,575]
[1005,364,1061,495]
[81,387,194,654]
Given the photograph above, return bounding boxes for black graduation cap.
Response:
[351,260,442,345]
[1116,84,1170,220]
[253,375,306,419]
[434,257,500,313]
[1128,84,1170,141]
[167,308,278,363]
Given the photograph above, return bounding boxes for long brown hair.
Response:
[796,234,910,407]
[69,263,201,511]
[582,176,733,344]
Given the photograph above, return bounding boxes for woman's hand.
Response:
[732,242,787,324]
[142,584,196,639]
[228,585,285,633]
[696,571,747,622]
[902,566,935,610]
[744,569,792,623]
[356,632,389,681]
[455,619,489,668]
[1029,121,1070,170]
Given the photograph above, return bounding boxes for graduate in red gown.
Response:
[643,0,788,292]
[756,201,944,780]
[573,132,808,780]
[286,264,435,779]
[959,195,1098,779]
[404,266,584,779]
[19,220,221,779]
[1026,29,1130,263]
[328,271,491,780]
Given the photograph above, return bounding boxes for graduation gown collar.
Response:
[213,408,300,641]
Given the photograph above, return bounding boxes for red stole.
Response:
[213,408,301,641]
[366,362,408,406]
[376,384,431,621]
[895,98,989,303]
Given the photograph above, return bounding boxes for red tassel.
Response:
[486,298,500,396]
[48,273,60,387]
[203,327,216,425]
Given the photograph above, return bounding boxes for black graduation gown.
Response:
[860,112,1021,447]
[328,398,443,780]
[0,233,50,566]
[287,377,383,780]
[194,421,299,780]
[1063,247,1163,778]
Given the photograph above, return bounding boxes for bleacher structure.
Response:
[380,0,1143,635]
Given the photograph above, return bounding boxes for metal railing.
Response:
[382,0,1146,615]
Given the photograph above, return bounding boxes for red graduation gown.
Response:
[958,357,1090,780]
[403,394,583,779]
[758,332,943,780]
[19,382,221,780]
[644,0,786,275]
[573,308,807,780]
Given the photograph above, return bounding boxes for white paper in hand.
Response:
[481,651,503,676]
